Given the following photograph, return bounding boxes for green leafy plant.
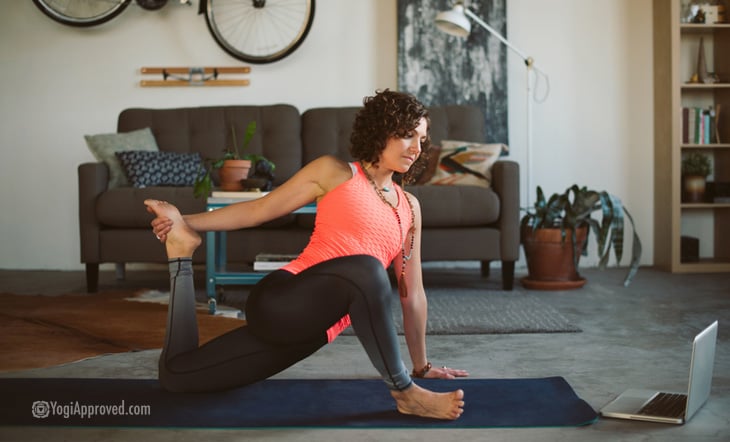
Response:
[230,120,257,160]
[682,152,712,177]
[521,185,642,286]
[193,121,275,198]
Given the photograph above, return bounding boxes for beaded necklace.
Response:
[360,161,416,298]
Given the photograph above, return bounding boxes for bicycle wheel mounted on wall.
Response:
[201,0,316,64]
[32,0,132,27]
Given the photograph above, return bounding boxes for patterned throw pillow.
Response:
[426,140,509,187]
[115,151,202,188]
[84,127,159,188]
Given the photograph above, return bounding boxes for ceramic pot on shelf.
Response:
[683,175,707,203]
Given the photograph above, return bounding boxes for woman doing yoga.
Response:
[145,89,467,420]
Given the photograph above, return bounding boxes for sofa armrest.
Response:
[491,160,520,261]
[78,162,109,262]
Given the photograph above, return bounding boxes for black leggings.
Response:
[159,255,412,393]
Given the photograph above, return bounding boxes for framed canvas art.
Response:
[397,0,508,146]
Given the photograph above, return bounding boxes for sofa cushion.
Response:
[426,140,507,187]
[85,127,159,189]
[301,107,359,164]
[96,187,207,228]
[116,151,201,188]
[405,185,500,227]
[117,105,303,186]
[96,187,297,229]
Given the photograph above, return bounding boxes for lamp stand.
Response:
[463,8,539,207]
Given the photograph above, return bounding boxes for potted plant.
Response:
[242,153,276,192]
[520,185,642,290]
[194,121,276,197]
[681,152,712,203]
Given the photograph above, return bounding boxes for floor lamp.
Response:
[435,2,547,206]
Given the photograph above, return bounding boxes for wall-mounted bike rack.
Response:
[139,66,250,87]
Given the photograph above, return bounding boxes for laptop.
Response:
[600,320,718,424]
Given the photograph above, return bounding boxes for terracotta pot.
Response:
[521,226,588,290]
[219,159,251,191]
[683,175,706,203]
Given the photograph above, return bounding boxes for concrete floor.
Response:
[0,265,728,441]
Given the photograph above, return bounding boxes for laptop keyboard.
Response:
[638,392,687,418]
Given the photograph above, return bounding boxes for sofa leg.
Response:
[115,263,126,280]
[501,261,515,290]
[480,260,491,277]
[86,263,99,293]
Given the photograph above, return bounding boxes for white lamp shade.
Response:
[435,4,471,38]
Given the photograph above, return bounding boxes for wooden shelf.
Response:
[681,83,730,89]
[675,259,730,273]
[681,144,730,149]
[653,1,730,274]
[680,23,730,32]
[681,202,730,209]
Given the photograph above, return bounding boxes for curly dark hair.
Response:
[350,89,432,184]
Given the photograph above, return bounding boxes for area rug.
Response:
[0,291,243,373]
[0,288,579,372]
[341,288,581,336]
[0,377,598,428]
[138,287,581,336]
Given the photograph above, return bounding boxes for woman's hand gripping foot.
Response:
[144,199,201,258]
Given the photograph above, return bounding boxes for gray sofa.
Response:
[78,104,520,292]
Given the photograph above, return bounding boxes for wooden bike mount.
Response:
[140,67,250,87]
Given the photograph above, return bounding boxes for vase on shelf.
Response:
[683,175,708,203]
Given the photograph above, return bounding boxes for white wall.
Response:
[507,0,654,267]
[0,0,653,271]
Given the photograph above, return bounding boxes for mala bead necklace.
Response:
[360,161,416,298]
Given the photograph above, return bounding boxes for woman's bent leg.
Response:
[145,199,326,393]
[248,255,464,420]
[246,255,411,391]
[158,260,327,393]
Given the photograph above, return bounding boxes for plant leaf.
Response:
[193,165,212,199]
[622,207,642,287]
[242,121,256,152]
[608,194,625,265]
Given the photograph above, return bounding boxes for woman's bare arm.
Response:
[397,192,469,380]
[152,156,351,238]
[396,193,429,372]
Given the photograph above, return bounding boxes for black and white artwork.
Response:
[397,0,508,146]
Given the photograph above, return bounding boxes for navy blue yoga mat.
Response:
[0,377,597,428]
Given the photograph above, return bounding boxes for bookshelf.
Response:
[653,0,730,272]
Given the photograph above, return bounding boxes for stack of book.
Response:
[211,190,268,200]
[682,106,722,145]
[253,253,298,271]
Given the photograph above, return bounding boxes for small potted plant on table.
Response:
[194,121,276,197]
[520,185,642,290]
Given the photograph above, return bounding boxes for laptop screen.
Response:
[685,321,718,420]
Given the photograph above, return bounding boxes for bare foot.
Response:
[390,383,465,420]
[144,199,201,258]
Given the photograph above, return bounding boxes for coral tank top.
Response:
[281,162,413,341]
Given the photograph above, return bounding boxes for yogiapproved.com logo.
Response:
[31,400,150,419]
[31,401,50,418]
